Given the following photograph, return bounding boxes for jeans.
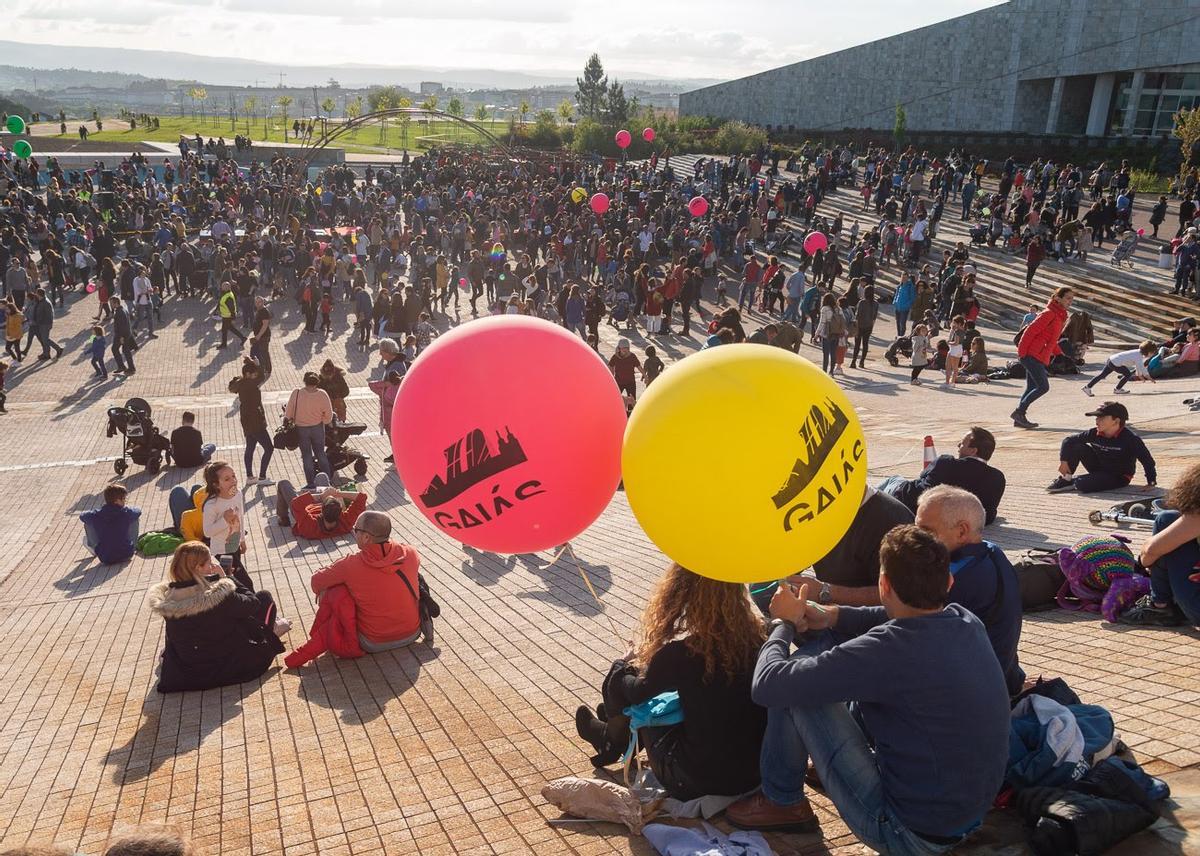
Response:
[738,282,757,311]
[112,335,135,372]
[894,309,910,337]
[244,425,274,479]
[1016,356,1050,414]
[760,636,963,855]
[821,335,839,374]
[250,339,272,375]
[296,424,331,487]
[169,484,202,530]
[782,297,800,323]
[134,303,154,334]
[1086,361,1135,391]
[34,325,61,358]
[1148,511,1200,626]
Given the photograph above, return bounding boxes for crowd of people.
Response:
[1,126,1197,855]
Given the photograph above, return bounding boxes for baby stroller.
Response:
[106,397,171,476]
[1110,231,1139,268]
[765,230,796,255]
[326,418,371,479]
[968,223,990,247]
[608,291,635,330]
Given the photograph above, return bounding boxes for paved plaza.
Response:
[1,176,1199,855]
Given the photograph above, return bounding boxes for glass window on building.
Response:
[1113,69,1200,136]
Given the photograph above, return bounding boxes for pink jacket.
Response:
[368,379,400,432]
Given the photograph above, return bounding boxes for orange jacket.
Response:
[310,541,420,644]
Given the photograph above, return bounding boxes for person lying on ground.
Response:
[276,472,368,539]
[879,427,1006,524]
[726,525,1009,850]
[1046,401,1157,494]
[575,562,767,800]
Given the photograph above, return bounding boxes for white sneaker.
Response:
[1081,386,1093,397]
[1114,388,1129,394]
[258,478,275,487]
[245,476,260,486]
[274,617,293,636]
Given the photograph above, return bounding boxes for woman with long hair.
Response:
[575,564,767,800]
[148,541,286,693]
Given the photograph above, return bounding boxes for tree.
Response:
[518,99,531,125]
[276,94,293,141]
[397,96,413,149]
[194,87,208,123]
[1174,106,1200,173]
[893,103,907,150]
[447,97,464,117]
[421,95,439,112]
[557,99,574,124]
[347,96,363,121]
[604,81,629,127]
[320,97,335,118]
[242,96,258,135]
[367,86,404,113]
[373,91,395,145]
[327,77,341,90]
[575,53,607,120]
[474,103,489,123]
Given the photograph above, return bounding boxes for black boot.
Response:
[575,705,625,767]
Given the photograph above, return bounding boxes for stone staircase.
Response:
[659,154,1198,348]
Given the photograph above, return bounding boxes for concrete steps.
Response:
[658,154,1197,348]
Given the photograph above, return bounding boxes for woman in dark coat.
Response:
[318,359,350,422]
[148,541,285,694]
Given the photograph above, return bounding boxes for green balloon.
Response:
[13,140,32,159]
[5,115,25,135]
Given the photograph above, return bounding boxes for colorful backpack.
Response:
[1056,535,1144,620]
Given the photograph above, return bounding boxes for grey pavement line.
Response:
[0,432,385,473]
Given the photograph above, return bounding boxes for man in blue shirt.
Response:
[916,485,1025,695]
[1046,401,1157,494]
[728,525,1009,852]
[80,484,141,565]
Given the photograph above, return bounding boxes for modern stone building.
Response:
[680,0,1200,138]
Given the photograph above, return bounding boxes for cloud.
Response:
[217,0,572,23]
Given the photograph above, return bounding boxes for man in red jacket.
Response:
[1012,287,1074,429]
[277,474,368,539]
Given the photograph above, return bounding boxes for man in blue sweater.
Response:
[880,427,1006,524]
[916,485,1025,696]
[728,526,1010,853]
[1046,401,1157,494]
[80,484,141,565]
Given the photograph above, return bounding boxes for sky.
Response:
[9,0,1005,81]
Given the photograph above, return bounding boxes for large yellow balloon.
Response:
[570,186,588,204]
[622,345,868,583]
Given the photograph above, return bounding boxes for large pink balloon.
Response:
[687,196,708,218]
[590,192,610,215]
[803,231,829,255]
[642,127,655,142]
[391,316,626,554]
[615,129,632,149]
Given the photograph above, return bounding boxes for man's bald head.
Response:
[356,510,392,543]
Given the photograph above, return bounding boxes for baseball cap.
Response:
[1085,401,1129,421]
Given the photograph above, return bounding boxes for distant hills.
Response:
[0,40,720,92]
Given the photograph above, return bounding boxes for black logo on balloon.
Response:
[772,398,851,508]
[421,427,546,532]
[421,427,527,507]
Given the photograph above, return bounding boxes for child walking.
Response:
[87,325,107,380]
[910,323,931,385]
[5,299,22,362]
[945,315,966,385]
[643,345,665,385]
[319,292,334,335]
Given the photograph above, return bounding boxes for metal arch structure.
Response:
[296,106,513,166]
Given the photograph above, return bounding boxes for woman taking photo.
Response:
[575,563,767,801]
[148,541,287,693]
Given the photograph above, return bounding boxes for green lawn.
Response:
[45,115,505,153]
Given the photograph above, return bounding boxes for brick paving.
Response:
[1,180,1199,855]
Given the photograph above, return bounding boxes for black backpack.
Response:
[1012,547,1067,612]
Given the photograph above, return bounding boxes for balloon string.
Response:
[552,542,626,646]
[748,580,781,596]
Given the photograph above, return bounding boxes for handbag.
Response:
[273,418,299,450]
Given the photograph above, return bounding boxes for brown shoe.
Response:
[726,791,819,833]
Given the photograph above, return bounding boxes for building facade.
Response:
[680,0,1200,138]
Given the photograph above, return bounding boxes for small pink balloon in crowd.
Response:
[687,196,709,218]
[390,316,626,554]
[803,231,829,255]
[614,129,632,149]
[590,192,610,215]
[642,127,655,142]
[86,282,96,294]
[1137,228,1146,237]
